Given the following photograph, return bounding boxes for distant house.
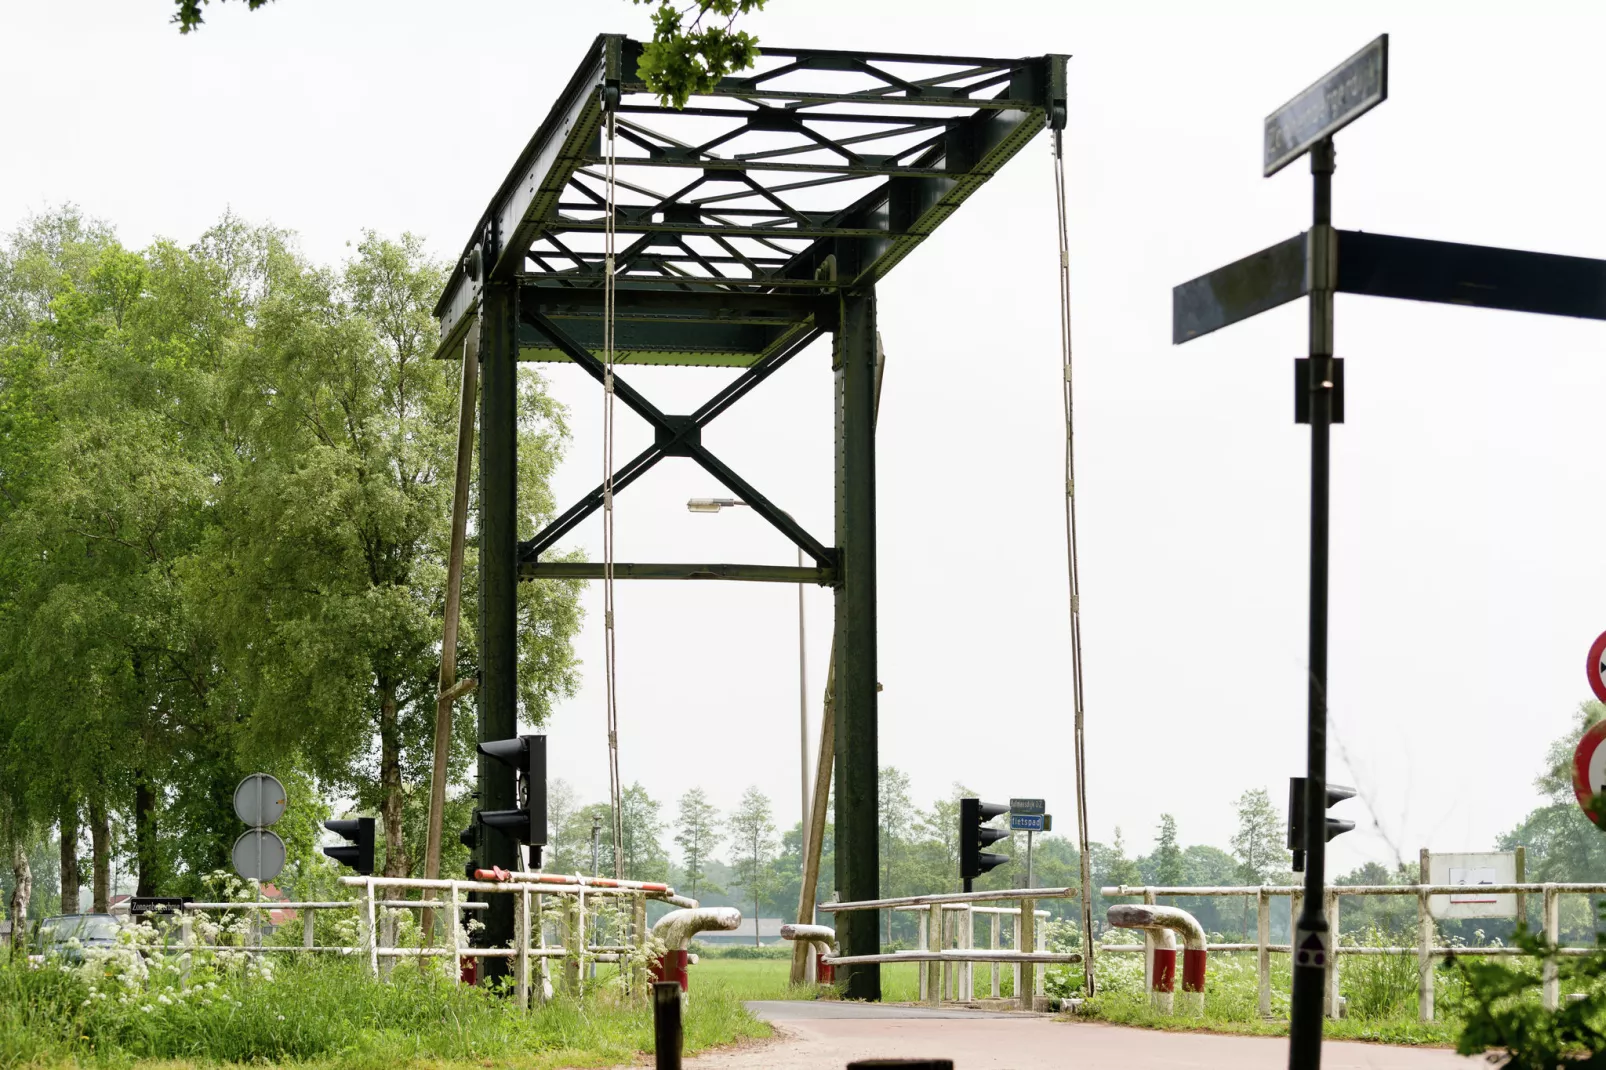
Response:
[694,917,788,946]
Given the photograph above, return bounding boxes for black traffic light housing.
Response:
[1287,777,1356,872]
[959,797,1010,891]
[476,734,547,852]
[323,816,375,875]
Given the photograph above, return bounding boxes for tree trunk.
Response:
[379,680,408,878]
[134,777,158,897]
[89,799,110,913]
[7,817,31,953]
[59,802,80,914]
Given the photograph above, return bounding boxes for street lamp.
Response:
[687,497,811,852]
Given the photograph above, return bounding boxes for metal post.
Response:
[798,544,810,857]
[917,910,929,1001]
[1018,898,1037,1011]
[1257,890,1271,1018]
[1543,885,1560,1010]
[478,272,520,980]
[303,906,315,950]
[1324,891,1340,1018]
[990,913,1001,998]
[653,981,684,1070]
[925,903,942,1006]
[516,888,530,1009]
[834,286,880,1001]
[961,906,973,1002]
[450,882,461,982]
[1026,831,1035,889]
[1143,888,1157,997]
[1035,910,1046,998]
[365,878,378,979]
[1288,135,1337,1070]
[1417,889,1433,1022]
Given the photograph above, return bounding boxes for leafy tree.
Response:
[631,0,766,107]
[1231,787,1287,939]
[1153,814,1184,889]
[877,767,917,938]
[728,786,778,945]
[674,787,722,900]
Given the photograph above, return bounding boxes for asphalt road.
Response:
[673,1002,1482,1070]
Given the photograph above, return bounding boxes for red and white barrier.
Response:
[780,923,838,984]
[1106,904,1208,1016]
[649,907,742,991]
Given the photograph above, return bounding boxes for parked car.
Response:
[34,913,124,964]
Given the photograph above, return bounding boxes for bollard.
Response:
[651,949,691,991]
[652,981,683,1070]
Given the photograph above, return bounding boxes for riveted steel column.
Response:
[478,275,520,978]
[834,287,880,1001]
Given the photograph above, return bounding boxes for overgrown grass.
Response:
[0,954,768,1070]
[693,956,923,1002]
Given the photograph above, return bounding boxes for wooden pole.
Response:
[423,339,479,946]
[790,337,884,987]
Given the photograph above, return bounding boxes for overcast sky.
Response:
[7,0,1606,878]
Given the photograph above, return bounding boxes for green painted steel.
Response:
[834,288,880,1001]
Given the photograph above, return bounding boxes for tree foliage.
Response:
[631,0,766,108]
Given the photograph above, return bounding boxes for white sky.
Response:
[7,0,1606,877]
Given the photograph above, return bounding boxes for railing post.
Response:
[942,906,953,1001]
[925,903,942,1006]
[1543,885,1560,1011]
[1142,888,1157,995]
[1324,890,1340,1018]
[516,888,530,1009]
[564,894,583,994]
[536,893,549,1004]
[379,908,397,980]
[989,912,1001,998]
[960,905,973,1002]
[918,909,929,1002]
[632,893,648,999]
[303,905,315,950]
[1034,909,1046,998]
[1018,898,1037,1011]
[1257,889,1271,1018]
[1417,888,1434,1022]
[449,882,462,983]
[365,878,379,979]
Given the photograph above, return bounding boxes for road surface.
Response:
[673,1002,1482,1070]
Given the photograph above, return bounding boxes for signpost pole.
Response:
[1026,831,1035,890]
[1289,135,1337,1069]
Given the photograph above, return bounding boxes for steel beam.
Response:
[521,561,834,584]
[476,277,520,978]
[834,287,880,1001]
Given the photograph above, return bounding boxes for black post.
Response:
[477,269,520,978]
[834,286,880,1001]
[1288,136,1336,1068]
[652,982,683,1070]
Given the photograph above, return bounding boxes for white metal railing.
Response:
[161,874,689,1008]
[1102,882,1606,1021]
[819,888,1081,1010]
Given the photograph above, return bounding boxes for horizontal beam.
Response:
[1337,231,1606,321]
[520,561,835,585]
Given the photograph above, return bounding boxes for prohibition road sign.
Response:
[1588,632,1606,705]
[1572,720,1606,829]
[233,773,287,828]
[232,829,287,882]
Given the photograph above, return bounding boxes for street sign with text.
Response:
[1009,813,1046,832]
[1009,798,1045,815]
[1264,34,1388,176]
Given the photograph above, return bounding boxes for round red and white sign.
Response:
[1572,720,1606,829]
[1588,631,1606,705]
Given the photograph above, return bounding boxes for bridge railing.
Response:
[1102,882,1606,1021]
[819,888,1082,1010]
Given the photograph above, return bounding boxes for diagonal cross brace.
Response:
[518,309,833,567]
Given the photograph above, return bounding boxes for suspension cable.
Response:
[1052,126,1096,995]
[603,108,625,879]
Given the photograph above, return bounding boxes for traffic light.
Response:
[1287,777,1356,872]
[476,734,547,849]
[323,816,374,875]
[959,798,1010,891]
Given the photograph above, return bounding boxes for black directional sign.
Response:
[1264,35,1388,176]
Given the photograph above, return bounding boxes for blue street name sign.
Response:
[1009,813,1045,832]
[1263,34,1388,177]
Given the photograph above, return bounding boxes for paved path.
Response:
[675,1002,1482,1070]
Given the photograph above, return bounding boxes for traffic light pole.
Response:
[834,285,880,1002]
[478,256,521,979]
[1288,136,1335,1069]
